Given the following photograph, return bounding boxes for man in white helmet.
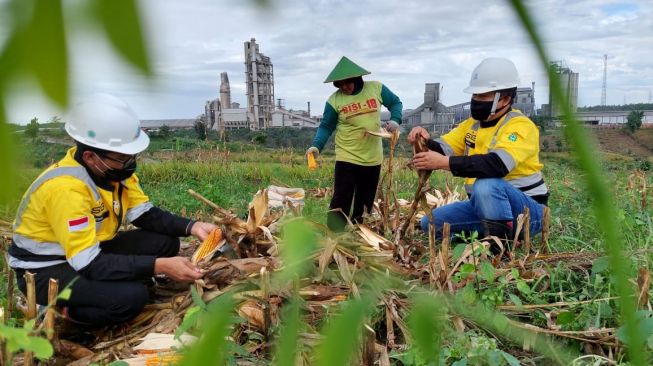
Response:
[408,58,548,253]
[9,94,218,326]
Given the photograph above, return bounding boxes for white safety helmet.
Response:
[463,57,520,94]
[65,93,149,155]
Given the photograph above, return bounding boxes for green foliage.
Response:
[273,297,303,366]
[24,117,39,138]
[177,292,237,366]
[90,0,151,75]
[407,294,447,364]
[508,0,646,363]
[253,132,267,145]
[0,320,54,362]
[626,110,644,133]
[160,124,171,139]
[314,295,375,366]
[0,0,152,206]
[579,103,653,112]
[194,116,207,140]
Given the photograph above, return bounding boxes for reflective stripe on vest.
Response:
[12,166,103,269]
[8,255,67,269]
[13,166,101,230]
[126,202,154,223]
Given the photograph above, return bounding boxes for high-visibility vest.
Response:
[9,147,152,270]
[435,110,548,197]
[328,81,384,166]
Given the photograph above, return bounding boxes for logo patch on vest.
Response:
[508,133,518,142]
[91,202,109,222]
[68,216,89,232]
[465,132,476,148]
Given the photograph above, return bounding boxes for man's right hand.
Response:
[306,146,319,158]
[154,257,203,282]
[407,127,430,145]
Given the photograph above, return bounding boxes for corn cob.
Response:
[191,228,223,264]
[307,151,317,171]
[145,353,181,366]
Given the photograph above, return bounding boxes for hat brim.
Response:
[109,131,150,155]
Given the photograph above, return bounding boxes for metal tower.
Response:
[601,54,607,106]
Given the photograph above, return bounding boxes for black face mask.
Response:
[470,99,495,121]
[94,153,137,182]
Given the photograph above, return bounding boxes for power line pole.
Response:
[601,54,607,106]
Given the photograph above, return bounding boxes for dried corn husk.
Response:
[247,189,269,233]
[238,300,265,329]
[191,228,224,264]
[357,225,393,251]
[133,333,196,355]
[366,128,393,138]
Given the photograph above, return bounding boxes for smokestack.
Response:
[220,72,231,109]
[307,101,311,117]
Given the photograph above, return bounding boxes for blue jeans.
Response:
[420,178,545,239]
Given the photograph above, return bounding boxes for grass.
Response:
[1,131,651,364]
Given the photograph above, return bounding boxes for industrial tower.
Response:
[601,54,607,106]
[549,61,579,117]
[244,38,275,130]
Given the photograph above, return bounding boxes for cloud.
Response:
[2,0,652,122]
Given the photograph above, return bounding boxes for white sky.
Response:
[3,0,653,123]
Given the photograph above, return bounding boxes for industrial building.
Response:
[245,38,275,130]
[203,38,319,131]
[547,61,579,117]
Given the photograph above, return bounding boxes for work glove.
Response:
[384,120,401,133]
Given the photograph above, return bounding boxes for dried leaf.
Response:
[366,129,393,138]
[357,224,392,251]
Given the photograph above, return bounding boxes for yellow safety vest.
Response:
[436,110,547,196]
[9,147,152,270]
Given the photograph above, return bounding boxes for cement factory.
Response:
[140,39,651,133]
[203,38,318,132]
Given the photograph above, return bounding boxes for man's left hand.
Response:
[384,120,400,133]
[412,151,450,171]
[190,221,219,241]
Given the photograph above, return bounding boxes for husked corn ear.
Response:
[307,151,317,171]
[145,354,181,366]
[191,228,223,264]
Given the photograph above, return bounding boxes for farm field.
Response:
[1,129,652,365]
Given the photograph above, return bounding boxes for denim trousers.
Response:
[420,178,545,239]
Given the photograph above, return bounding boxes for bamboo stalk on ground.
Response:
[637,268,650,309]
[188,189,236,218]
[398,135,432,241]
[5,267,13,319]
[362,325,375,366]
[383,131,400,235]
[1,306,5,366]
[45,279,58,341]
[523,207,531,254]
[439,223,451,286]
[24,272,36,366]
[541,206,550,253]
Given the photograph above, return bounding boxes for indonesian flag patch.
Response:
[68,216,89,232]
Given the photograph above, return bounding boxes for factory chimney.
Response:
[220,72,231,110]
